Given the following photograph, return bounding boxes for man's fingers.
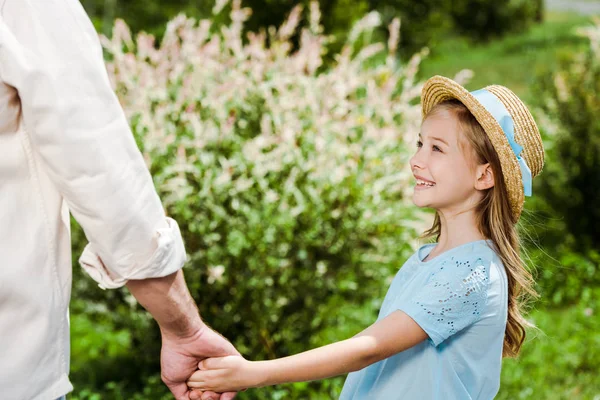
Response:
[189,387,228,400]
[221,392,238,400]
[188,386,219,400]
[200,390,221,400]
[165,382,191,400]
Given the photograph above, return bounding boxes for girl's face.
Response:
[409,110,488,214]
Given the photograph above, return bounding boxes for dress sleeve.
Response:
[395,252,493,346]
[0,0,187,289]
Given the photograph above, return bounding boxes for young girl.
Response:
[187,75,544,399]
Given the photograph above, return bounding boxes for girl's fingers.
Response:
[221,392,238,400]
[198,357,225,370]
[198,358,214,370]
[189,369,205,381]
[187,378,206,388]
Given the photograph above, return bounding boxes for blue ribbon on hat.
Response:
[470,89,532,197]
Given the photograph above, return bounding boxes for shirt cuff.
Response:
[79,217,187,289]
[398,302,445,347]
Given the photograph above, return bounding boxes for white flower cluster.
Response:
[101,1,433,266]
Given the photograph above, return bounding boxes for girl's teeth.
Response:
[417,180,435,186]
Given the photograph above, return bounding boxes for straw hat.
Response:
[421,75,544,222]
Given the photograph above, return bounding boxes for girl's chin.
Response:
[412,192,430,205]
[411,197,430,208]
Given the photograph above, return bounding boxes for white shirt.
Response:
[0,1,187,399]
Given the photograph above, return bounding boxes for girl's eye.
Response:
[416,140,423,148]
[433,145,442,152]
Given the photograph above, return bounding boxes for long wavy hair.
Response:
[421,99,538,358]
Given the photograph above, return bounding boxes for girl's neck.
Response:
[434,209,486,253]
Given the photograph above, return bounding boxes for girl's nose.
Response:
[410,150,425,172]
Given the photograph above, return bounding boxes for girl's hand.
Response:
[187,356,264,393]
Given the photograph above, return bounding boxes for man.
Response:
[0,1,238,399]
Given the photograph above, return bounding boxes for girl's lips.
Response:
[414,175,436,184]
[414,177,436,190]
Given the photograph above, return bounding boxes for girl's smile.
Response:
[414,175,436,190]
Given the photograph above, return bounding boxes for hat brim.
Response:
[421,76,524,222]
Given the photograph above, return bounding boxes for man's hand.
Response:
[125,271,240,400]
[161,324,240,400]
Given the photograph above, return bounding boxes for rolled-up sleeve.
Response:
[0,0,186,288]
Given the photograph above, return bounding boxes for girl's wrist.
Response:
[251,360,274,388]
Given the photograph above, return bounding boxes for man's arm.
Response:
[0,0,184,288]
[126,270,204,338]
[0,2,238,399]
[127,270,240,400]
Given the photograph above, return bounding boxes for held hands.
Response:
[187,356,265,394]
[161,324,241,400]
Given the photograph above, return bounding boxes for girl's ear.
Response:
[475,163,495,191]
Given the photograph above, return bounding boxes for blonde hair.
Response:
[422,99,538,358]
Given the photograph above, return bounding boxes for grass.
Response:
[498,301,600,400]
[418,12,594,103]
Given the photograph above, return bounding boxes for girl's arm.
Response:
[187,310,428,393]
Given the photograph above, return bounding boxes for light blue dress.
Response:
[340,240,508,400]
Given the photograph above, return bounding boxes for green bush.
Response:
[449,0,542,43]
[532,20,600,254]
[71,2,427,397]
[522,20,600,313]
[494,18,600,400]
[370,0,541,56]
[525,234,600,308]
[81,0,544,62]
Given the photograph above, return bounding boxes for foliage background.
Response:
[68,0,600,399]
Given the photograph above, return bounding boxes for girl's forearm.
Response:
[255,336,379,387]
[186,311,427,393]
